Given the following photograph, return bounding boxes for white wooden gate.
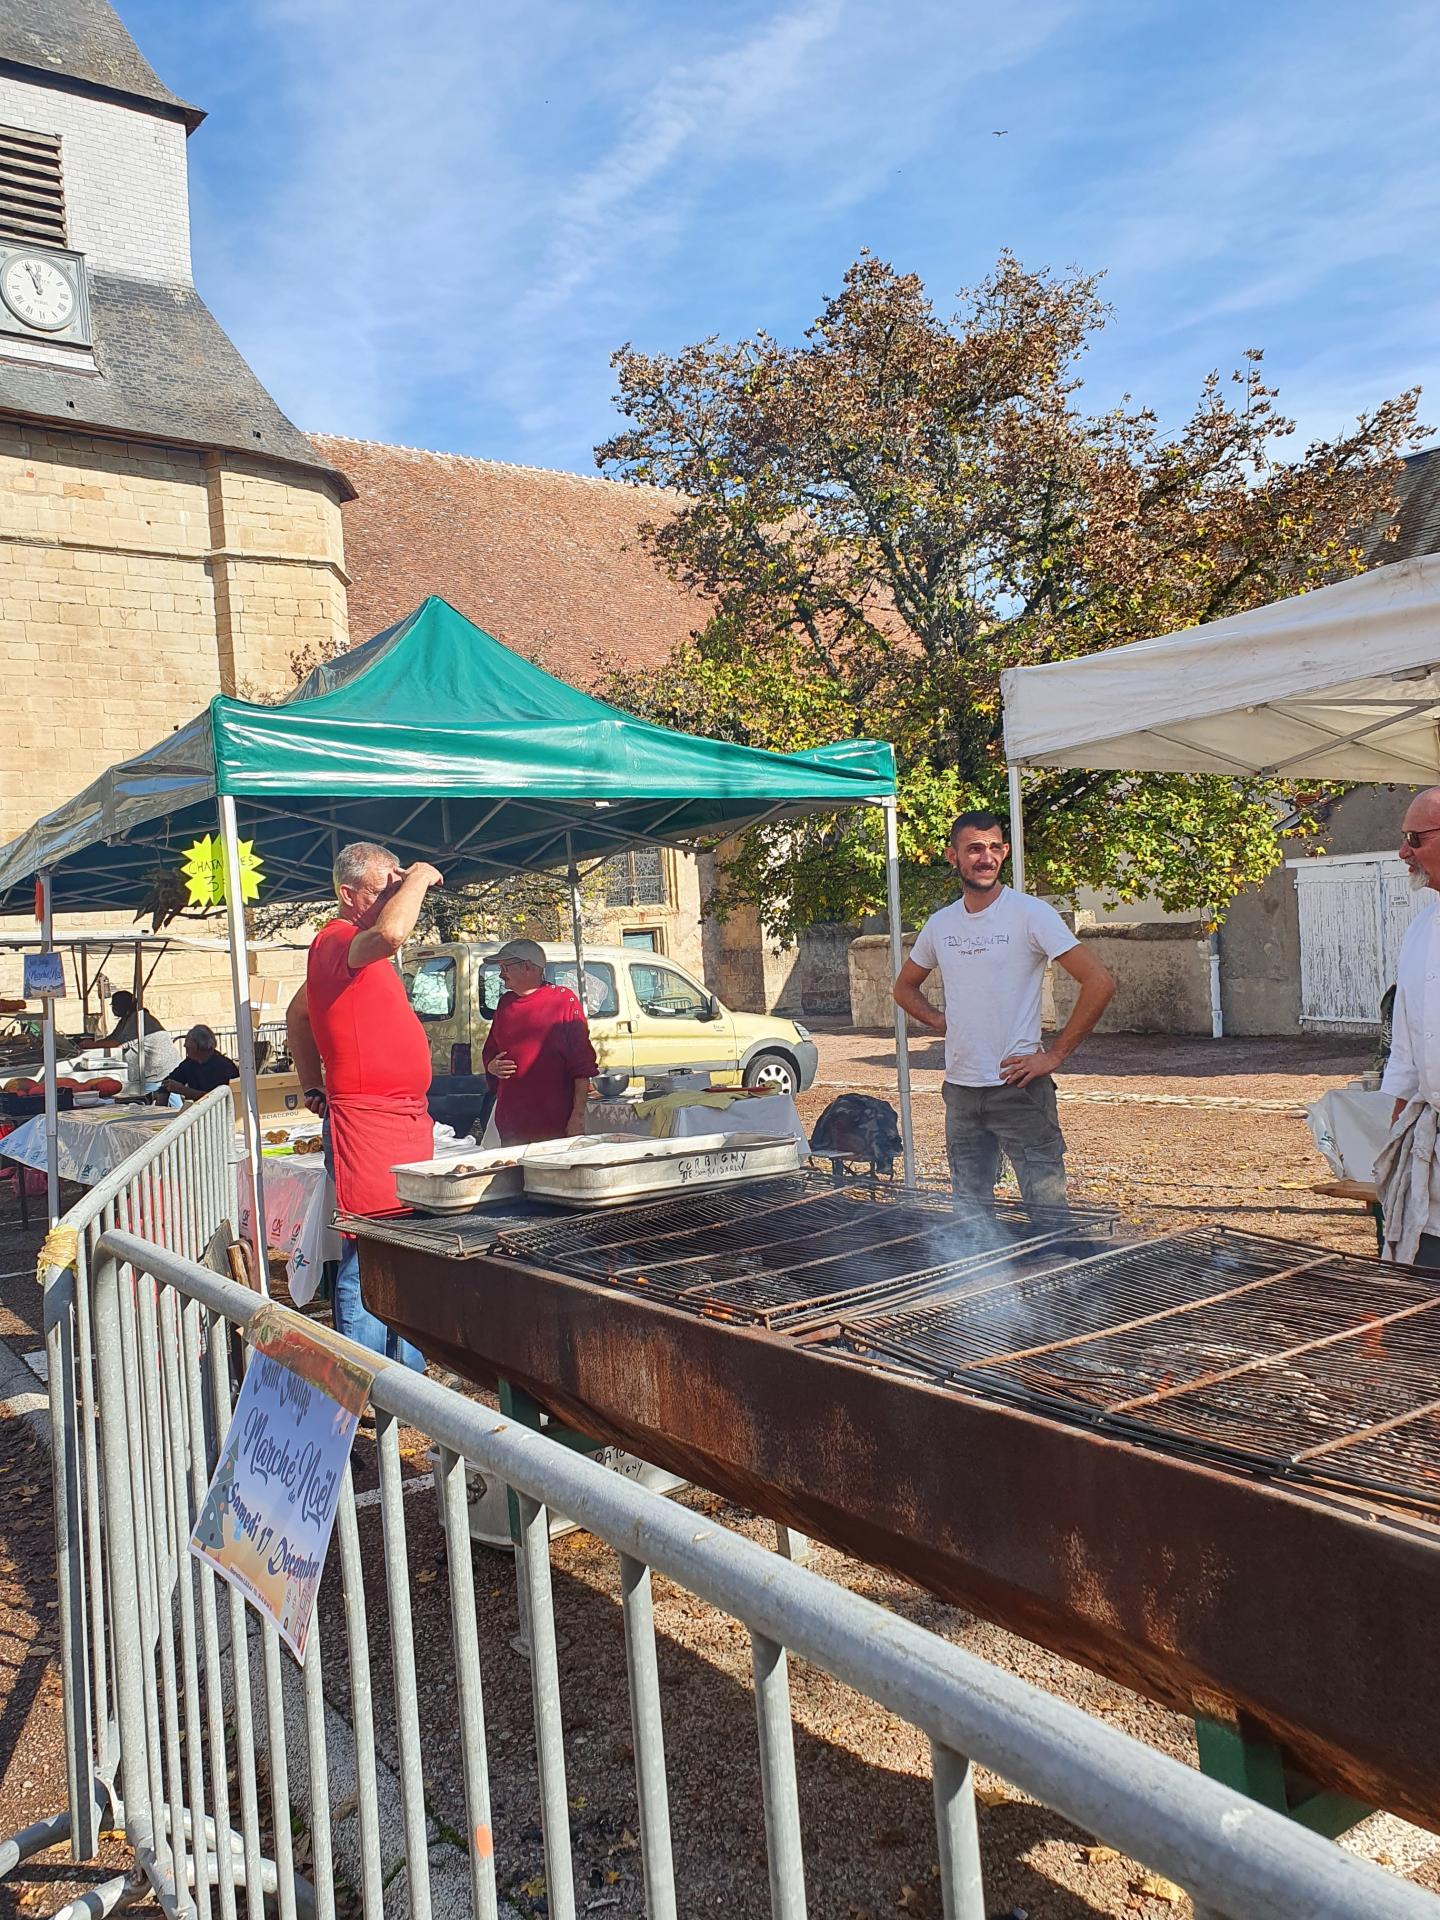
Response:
[1290,851,1425,1026]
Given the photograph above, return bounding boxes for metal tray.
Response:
[520,1131,803,1208]
[393,1134,639,1213]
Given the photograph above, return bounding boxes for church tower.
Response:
[0,0,353,839]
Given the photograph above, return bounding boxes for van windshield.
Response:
[405,955,456,1019]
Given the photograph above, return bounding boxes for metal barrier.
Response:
[22,1182,1440,1918]
[212,1021,291,1073]
[4,1085,237,1913]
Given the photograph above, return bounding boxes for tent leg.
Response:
[218,796,268,1293]
[39,871,59,1228]
[882,800,916,1189]
[1006,763,1026,896]
[567,839,588,1016]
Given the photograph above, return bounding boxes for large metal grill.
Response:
[492,1174,1113,1331]
[818,1225,1440,1515]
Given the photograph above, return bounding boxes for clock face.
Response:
[1,253,77,332]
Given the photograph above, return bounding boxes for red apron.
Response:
[328,1093,431,1219]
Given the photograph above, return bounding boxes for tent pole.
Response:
[1006,763,1026,896]
[882,799,916,1189]
[218,795,268,1293]
[39,871,59,1227]
[566,837,588,1017]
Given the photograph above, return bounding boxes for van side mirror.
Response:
[700,994,722,1023]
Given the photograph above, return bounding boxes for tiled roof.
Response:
[308,435,710,682]
[0,0,202,130]
[1374,447,1440,565]
[0,275,353,495]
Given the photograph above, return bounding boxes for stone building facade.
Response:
[0,0,352,847]
[0,0,351,1028]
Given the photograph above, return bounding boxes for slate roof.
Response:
[1374,447,1440,565]
[0,275,353,495]
[0,0,202,130]
[308,434,709,682]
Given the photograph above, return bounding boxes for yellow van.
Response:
[404,941,819,1097]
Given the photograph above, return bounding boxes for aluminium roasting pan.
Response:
[520,1130,802,1208]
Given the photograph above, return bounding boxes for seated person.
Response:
[103,990,167,1046]
[159,1025,240,1102]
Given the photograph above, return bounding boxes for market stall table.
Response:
[1,1107,478,1300]
[1,1104,175,1187]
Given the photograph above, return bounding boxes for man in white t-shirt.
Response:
[1377,784,1440,1264]
[893,810,1115,1216]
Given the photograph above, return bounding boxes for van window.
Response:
[478,959,618,1019]
[549,961,619,1018]
[630,961,707,1020]
[406,955,456,1019]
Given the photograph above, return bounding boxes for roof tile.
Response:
[309,434,709,683]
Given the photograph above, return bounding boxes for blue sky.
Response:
[125,0,1439,474]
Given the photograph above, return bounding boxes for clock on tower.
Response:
[0,240,91,348]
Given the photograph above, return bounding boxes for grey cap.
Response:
[492,939,547,969]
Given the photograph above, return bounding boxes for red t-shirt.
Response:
[482,983,599,1145]
[306,916,432,1101]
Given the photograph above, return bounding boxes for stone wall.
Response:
[0,422,348,1033]
[1052,922,1215,1035]
[0,423,349,839]
[848,924,1210,1035]
[849,932,942,1032]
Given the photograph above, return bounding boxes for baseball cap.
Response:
[493,939,547,968]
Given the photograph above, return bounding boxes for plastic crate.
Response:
[0,1088,76,1118]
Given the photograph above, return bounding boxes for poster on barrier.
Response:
[190,1305,376,1660]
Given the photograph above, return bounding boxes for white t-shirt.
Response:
[910,886,1079,1087]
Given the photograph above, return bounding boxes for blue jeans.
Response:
[333,1238,425,1371]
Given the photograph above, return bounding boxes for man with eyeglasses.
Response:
[1376,791,1440,1264]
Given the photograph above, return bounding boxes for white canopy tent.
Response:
[1000,553,1440,897]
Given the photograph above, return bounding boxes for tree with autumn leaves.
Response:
[596,253,1423,941]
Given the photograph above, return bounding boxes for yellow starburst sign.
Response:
[181,835,264,908]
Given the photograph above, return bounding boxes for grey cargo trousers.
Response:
[942,1075,1070,1216]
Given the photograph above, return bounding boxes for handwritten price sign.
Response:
[190,1306,375,1660]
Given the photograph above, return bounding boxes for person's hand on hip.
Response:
[999,1047,1061,1088]
[488,1051,518,1079]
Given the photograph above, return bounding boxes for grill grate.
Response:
[492,1174,1113,1330]
[821,1225,1440,1514]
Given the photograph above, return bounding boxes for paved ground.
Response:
[1,1029,1433,1918]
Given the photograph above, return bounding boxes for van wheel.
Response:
[742,1052,798,1097]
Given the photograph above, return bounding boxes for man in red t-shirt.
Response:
[290,840,441,1367]
[482,940,599,1146]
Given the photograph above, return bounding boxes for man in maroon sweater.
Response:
[482,940,599,1145]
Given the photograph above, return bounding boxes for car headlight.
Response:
[793,1023,812,1040]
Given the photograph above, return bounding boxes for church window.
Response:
[605,847,668,908]
[0,125,66,248]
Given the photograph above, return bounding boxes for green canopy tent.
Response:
[0,598,913,1242]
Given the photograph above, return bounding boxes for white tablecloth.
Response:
[0,1106,175,1184]
[1306,1083,1393,1183]
[5,1109,473,1310]
[586,1090,807,1149]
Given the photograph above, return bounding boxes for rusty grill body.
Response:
[350,1180,1440,1829]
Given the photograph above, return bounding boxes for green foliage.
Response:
[598,253,1422,935]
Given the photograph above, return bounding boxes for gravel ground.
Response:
[1,1031,1434,1918]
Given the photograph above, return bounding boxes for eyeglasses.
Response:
[1402,828,1440,848]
